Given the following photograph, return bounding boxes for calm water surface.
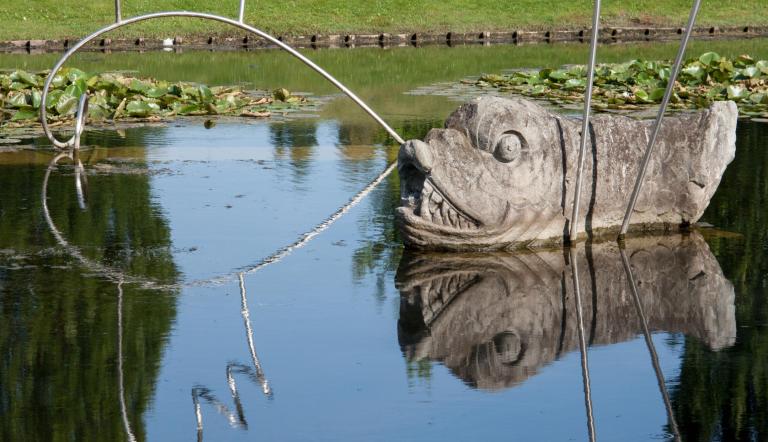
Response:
[1,40,768,441]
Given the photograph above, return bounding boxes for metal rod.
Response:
[39,12,405,149]
[569,0,601,242]
[42,153,154,287]
[619,248,682,441]
[73,94,88,150]
[570,247,597,442]
[117,280,138,442]
[192,388,204,442]
[42,150,396,289]
[192,387,244,429]
[238,0,246,22]
[115,0,122,23]
[73,149,88,210]
[225,365,248,425]
[619,0,701,236]
[239,273,272,396]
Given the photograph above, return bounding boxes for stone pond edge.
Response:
[2,25,767,54]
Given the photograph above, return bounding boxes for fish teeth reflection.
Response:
[413,272,482,325]
[418,182,477,230]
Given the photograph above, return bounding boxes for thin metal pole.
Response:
[73,94,88,150]
[73,149,88,210]
[117,280,138,442]
[569,0,601,242]
[239,273,272,396]
[619,0,701,236]
[238,0,246,22]
[192,388,204,442]
[570,247,597,442]
[619,248,682,441]
[115,0,122,23]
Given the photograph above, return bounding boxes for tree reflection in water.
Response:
[0,148,179,441]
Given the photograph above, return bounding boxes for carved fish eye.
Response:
[492,331,525,365]
[493,131,526,163]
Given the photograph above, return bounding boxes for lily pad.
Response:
[1,68,314,128]
[11,108,37,121]
[699,52,721,66]
[464,52,768,120]
[125,100,160,117]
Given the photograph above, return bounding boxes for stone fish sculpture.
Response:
[397,96,738,250]
[396,233,735,390]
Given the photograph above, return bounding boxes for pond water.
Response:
[1,39,768,441]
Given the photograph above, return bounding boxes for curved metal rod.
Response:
[39,11,405,149]
[42,150,395,289]
[73,94,89,150]
[570,247,597,442]
[42,152,164,288]
[619,248,681,441]
[569,0,601,242]
[619,0,701,236]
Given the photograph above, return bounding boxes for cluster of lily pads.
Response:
[471,52,768,118]
[0,67,311,128]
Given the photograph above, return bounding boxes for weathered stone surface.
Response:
[396,96,737,250]
[396,233,735,391]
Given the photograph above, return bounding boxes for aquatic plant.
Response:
[0,68,312,128]
[471,52,768,118]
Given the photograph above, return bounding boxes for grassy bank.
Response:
[1,0,767,41]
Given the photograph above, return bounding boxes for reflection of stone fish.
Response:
[396,233,735,391]
[397,96,737,250]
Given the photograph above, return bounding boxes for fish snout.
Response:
[399,139,434,175]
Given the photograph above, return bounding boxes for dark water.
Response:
[1,40,767,441]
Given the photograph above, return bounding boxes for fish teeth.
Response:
[446,206,457,226]
[417,181,477,230]
[440,201,449,222]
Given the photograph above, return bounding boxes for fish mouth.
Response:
[398,162,485,233]
[411,178,481,230]
[396,172,514,250]
[399,268,482,328]
[397,264,483,341]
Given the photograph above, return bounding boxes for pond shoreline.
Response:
[3,25,767,54]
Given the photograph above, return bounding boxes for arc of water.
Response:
[569,0,601,242]
[619,0,702,236]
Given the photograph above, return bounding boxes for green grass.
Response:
[1,0,767,41]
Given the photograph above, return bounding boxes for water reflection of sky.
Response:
[138,120,391,281]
